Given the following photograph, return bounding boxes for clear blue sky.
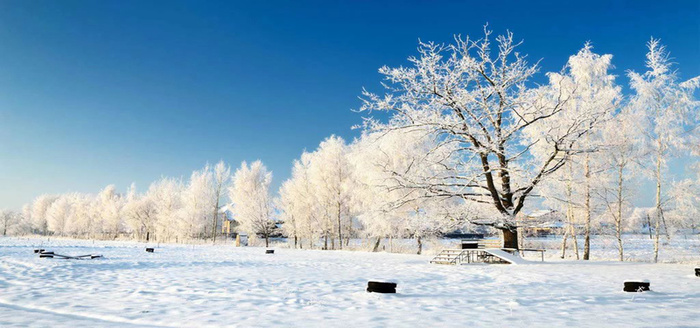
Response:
[0,0,698,210]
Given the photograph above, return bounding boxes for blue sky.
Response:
[0,0,698,209]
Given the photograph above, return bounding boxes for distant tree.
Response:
[46,195,73,236]
[31,194,58,235]
[229,161,275,247]
[307,136,355,249]
[627,38,700,262]
[151,177,184,242]
[0,209,19,236]
[210,161,231,243]
[277,152,322,249]
[96,185,123,239]
[178,165,214,240]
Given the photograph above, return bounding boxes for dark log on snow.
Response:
[146,248,154,253]
[40,251,54,255]
[623,280,650,292]
[266,250,274,254]
[33,249,45,253]
[367,281,397,293]
[39,254,53,258]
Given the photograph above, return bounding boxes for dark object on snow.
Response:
[623,281,650,292]
[695,267,699,277]
[33,249,45,253]
[39,252,102,260]
[461,241,479,249]
[146,248,154,253]
[266,250,274,254]
[367,281,397,293]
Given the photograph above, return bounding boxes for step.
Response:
[429,261,456,265]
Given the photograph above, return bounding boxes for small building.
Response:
[521,210,565,237]
[219,205,237,237]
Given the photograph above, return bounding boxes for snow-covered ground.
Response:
[1,237,699,327]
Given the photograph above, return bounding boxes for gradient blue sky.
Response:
[0,0,698,210]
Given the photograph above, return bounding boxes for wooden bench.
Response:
[502,248,546,262]
[460,239,501,249]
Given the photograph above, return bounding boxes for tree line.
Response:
[2,28,698,261]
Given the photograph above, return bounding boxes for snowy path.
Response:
[1,237,699,327]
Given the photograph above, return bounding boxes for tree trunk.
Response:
[337,203,343,250]
[416,236,422,255]
[212,200,219,244]
[560,228,568,259]
[265,235,269,247]
[372,237,381,252]
[616,164,624,261]
[502,229,518,249]
[583,153,591,260]
[654,151,662,263]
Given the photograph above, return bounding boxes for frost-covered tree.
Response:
[595,105,645,261]
[307,136,355,249]
[229,160,275,247]
[360,28,611,249]
[178,165,214,240]
[46,195,73,236]
[278,152,323,249]
[96,185,123,239]
[536,44,621,259]
[667,164,700,235]
[627,38,700,262]
[350,128,463,253]
[151,177,184,242]
[123,183,158,241]
[210,161,231,242]
[0,210,20,235]
[31,194,58,235]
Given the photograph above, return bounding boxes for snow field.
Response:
[1,237,699,327]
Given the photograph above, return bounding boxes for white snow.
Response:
[483,249,529,265]
[1,237,699,327]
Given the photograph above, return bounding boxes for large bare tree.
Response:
[359,27,610,249]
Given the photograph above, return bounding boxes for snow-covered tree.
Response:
[627,38,700,262]
[277,152,323,249]
[178,165,214,240]
[360,27,612,249]
[349,128,463,253]
[95,185,123,239]
[307,136,355,249]
[229,160,275,247]
[595,105,645,261]
[31,194,58,235]
[210,161,231,242]
[46,195,73,235]
[536,43,621,259]
[123,183,158,241]
[151,177,184,242]
[0,210,20,236]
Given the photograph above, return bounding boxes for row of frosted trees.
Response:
[3,28,698,261]
[278,30,699,260]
